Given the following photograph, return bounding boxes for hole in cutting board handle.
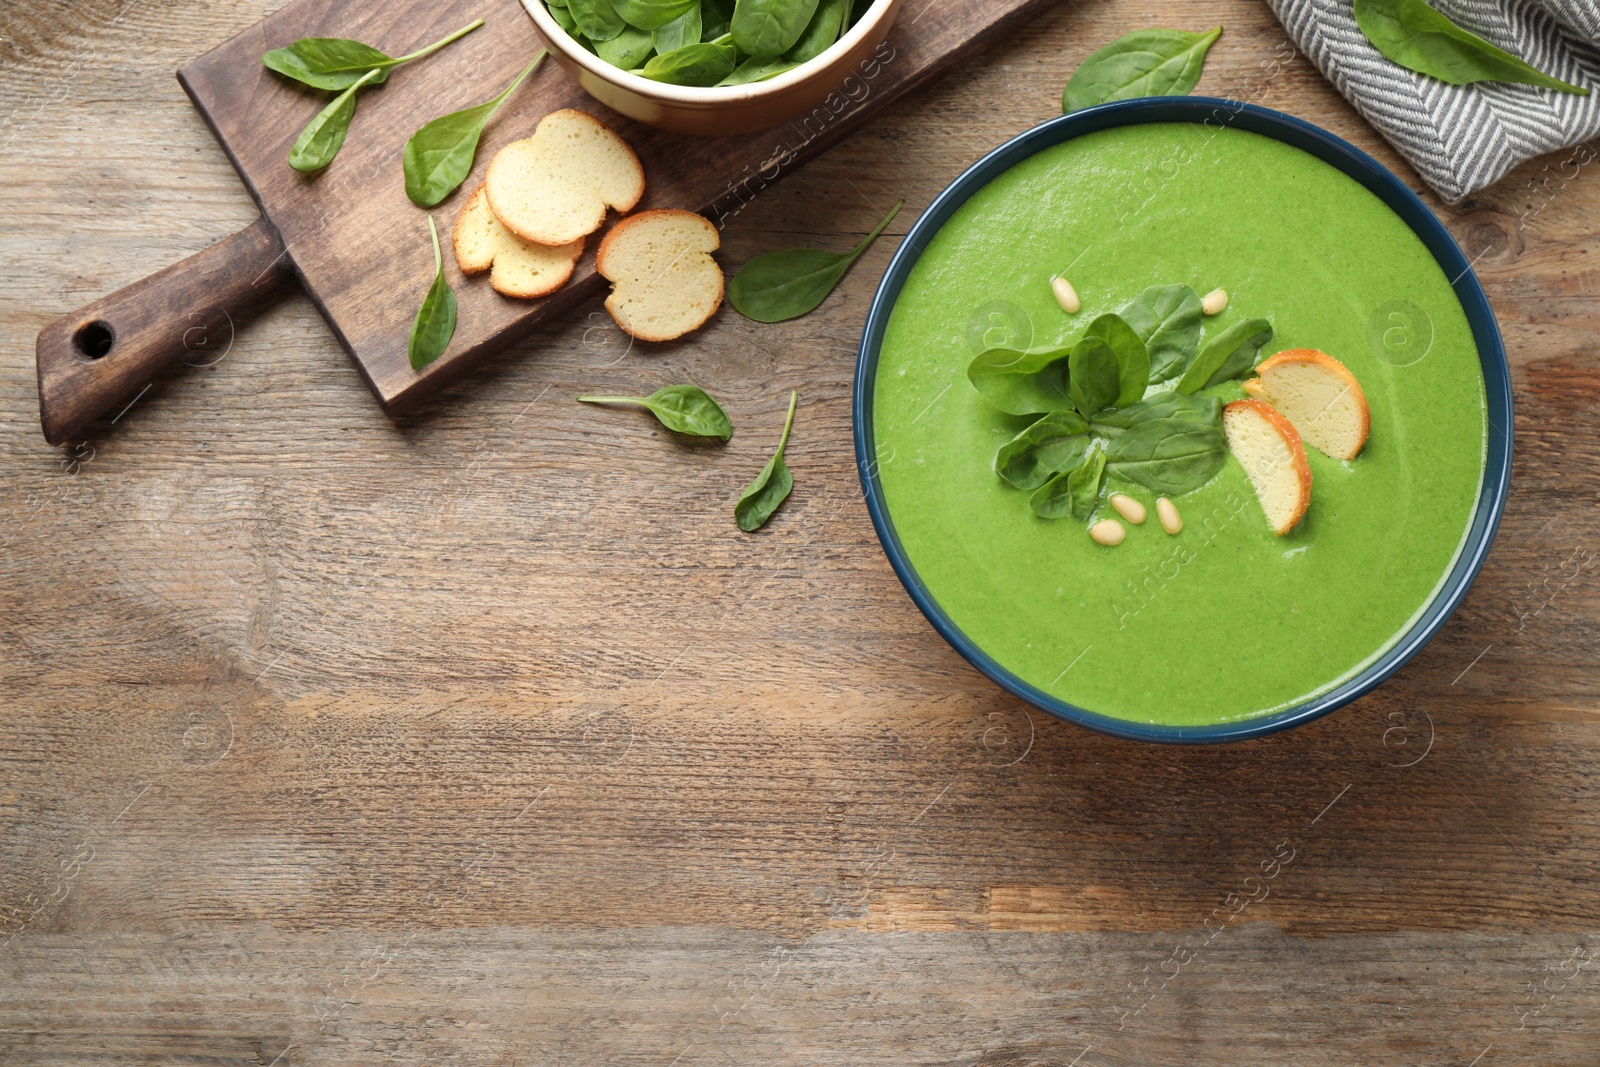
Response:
[72,320,115,360]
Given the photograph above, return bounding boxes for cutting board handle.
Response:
[35,218,293,444]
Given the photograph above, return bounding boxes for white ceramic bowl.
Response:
[519,0,904,135]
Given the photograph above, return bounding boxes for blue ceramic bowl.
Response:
[853,97,1513,744]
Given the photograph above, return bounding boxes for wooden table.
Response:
[3,0,1597,1063]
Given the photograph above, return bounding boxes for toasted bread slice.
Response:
[1223,399,1312,536]
[596,209,723,342]
[485,109,645,247]
[1242,349,1369,461]
[452,185,583,299]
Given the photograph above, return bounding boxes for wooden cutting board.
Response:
[34,0,1057,444]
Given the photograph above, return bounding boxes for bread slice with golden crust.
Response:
[596,209,723,342]
[485,109,644,247]
[453,185,583,299]
[1223,398,1313,536]
[1242,349,1370,461]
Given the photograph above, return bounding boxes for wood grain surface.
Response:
[3,0,1599,1064]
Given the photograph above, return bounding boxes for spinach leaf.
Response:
[994,411,1091,490]
[288,67,381,172]
[1354,0,1587,93]
[263,20,484,91]
[1105,417,1226,495]
[548,3,581,35]
[403,53,547,208]
[974,314,1144,417]
[1120,284,1202,382]
[702,0,736,39]
[1083,312,1149,406]
[615,0,699,31]
[967,346,1073,416]
[570,0,628,42]
[732,0,822,57]
[597,26,656,68]
[1030,442,1106,520]
[1175,317,1272,394]
[641,40,738,84]
[1092,391,1219,432]
[264,38,391,91]
[787,0,852,63]
[578,384,733,439]
[409,216,458,371]
[719,56,799,85]
[1062,27,1221,112]
[652,5,702,53]
[1066,443,1108,521]
[736,390,798,531]
[728,199,903,322]
[1068,337,1120,417]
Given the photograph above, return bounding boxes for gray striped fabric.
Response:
[1265,0,1600,201]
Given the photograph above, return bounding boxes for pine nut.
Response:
[1157,497,1183,534]
[1201,288,1229,315]
[1109,493,1146,524]
[1090,519,1125,546]
[1051,276,1081,314]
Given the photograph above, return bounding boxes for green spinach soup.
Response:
[873,123,1487,725]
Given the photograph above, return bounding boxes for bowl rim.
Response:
[520,0,897,103]
[852,97,1515,745]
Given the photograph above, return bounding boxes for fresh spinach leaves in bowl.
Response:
[545,0,875,86]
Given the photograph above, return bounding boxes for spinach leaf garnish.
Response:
[409,216,458,371]
[1066,443,1109,521]
[970,313,1148,419]
[1031,441,1106,521]
[1354,0,1587,94]
[403,52,547,207]
[578,384,733,440]
[728,199,903,322]
[1086,313,1150,407]
[1120,284,1202,383]
[1062,27,1222,112]
[736,390,798,531]
[1068,313,1148,416]
[967,288,1256,522]
[263,20,484,91]
[1068,337,1121,417]
[1105,417,1227,496]
[288,68,382,173]
[967,346,1073,416]
[1175,317,1273,394]
[1091,391,1220,433]
[994,411,1091,490]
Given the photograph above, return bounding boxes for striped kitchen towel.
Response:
[1265,0,1600,201]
